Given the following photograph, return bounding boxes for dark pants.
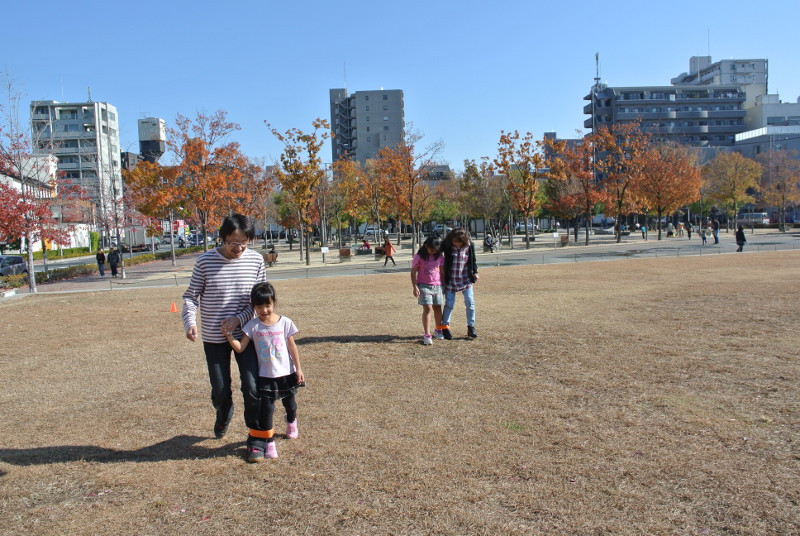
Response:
[383,255,396,266]
[250,379,297,448]
[110,263,118,277]
[98,262,105,276]
[203,341,260,443]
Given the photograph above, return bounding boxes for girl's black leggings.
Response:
[257,393,297,441]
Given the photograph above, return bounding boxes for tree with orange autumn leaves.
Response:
[757,150,800,231]
[374,130,442,251]
[593,122,651,242]
[494,130,548,248]
[330,156,370,247]
[544,135,607,245]
[632,142,701,240]
[166,110,255,250]
[267,118,330,266]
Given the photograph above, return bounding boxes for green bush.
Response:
[32,247,92,261]
[89,231,100,253]
[2,273,28,288]
[40,263,98,282]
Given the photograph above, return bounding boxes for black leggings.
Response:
[256,374,298,442]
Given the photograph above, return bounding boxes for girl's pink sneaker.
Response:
[286,419,299,439]
[265,442,278,459]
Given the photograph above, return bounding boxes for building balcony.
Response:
[676,111,709,119]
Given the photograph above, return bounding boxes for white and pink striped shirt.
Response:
[182,248,266,343]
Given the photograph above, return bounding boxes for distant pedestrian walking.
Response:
[712,219,720,244]
[686,223,692,240]
[107,248,120,278]
[735,225,747,252]
[382,237,396,267]
[641,225,648,240]
[96,249,106,277]
[700,227,707,245]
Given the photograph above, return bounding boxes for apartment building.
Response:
[584,84,749,148]
[30,100,123,225]
[330,88,405,164]
[671,56,767,109]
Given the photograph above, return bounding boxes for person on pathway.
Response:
[735,225,747,252]
[182,214,266,446]
[440,228,479,340]
[382,237,397,267]
[641,224,648,240]
[712,219,720,244]
[96,249,106,278]
[700,227,707,245]
[686,223,692,240]
[225,282,304,462]
[107,248,120,278]
[411,236,445,345]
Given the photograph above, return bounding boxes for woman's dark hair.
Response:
[416,236,442,260]
[443,227,471,249]
[250,282,277,306]
[219,214,255,241]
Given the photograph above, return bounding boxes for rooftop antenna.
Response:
[594,52,601,87]
[87,87,92,102]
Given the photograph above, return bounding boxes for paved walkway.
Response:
[3,229,798,297]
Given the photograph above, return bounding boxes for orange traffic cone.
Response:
[169,302,178,313]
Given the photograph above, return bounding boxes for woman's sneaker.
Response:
[286,418,299,439]
[422,334,433,345]
[434,329,445,340]
[247,446,265,463]
[265,442,278,459]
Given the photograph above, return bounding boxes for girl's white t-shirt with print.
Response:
[242,316,298,378]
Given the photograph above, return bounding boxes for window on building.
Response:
[82,107,94,119]
[82,170,97,178]
[383,126,389,131]
[63,124,80,132]
[109,111,116,122]
[102,126,108,134]
[366,116,370,122]
[33,106,49,115]
[365,95,369,101]
[109,128,117,138]
[382,95,388,100]
[65,171,80,179]
[367,136,371,142]
[383,105,388,110]
[59,109,77,119]
[383,135,387,141]
[366,126,370,132]
[81,139,96,148]
[383,116,388,121]
[101,109,108,121]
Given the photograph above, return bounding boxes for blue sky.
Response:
[5,0,800,172]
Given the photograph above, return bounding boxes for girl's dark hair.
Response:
[219,214,256,240]
[251,282,276,306]
[416,236,442,260]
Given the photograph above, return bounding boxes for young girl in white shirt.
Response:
[225,282,305,462]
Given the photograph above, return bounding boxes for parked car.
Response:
[432,224,452,237]
[0,255,28,277]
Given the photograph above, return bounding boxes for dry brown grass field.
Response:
[1,252,798,535]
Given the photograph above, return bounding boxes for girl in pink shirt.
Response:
[410,236,445,345]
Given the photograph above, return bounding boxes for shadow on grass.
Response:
[0,435,244,466]
[296,334,419,345]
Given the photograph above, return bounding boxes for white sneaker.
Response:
[422,334,433,345]
[434,329,445,340]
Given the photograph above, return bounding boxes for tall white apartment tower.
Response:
[30,100,123,227]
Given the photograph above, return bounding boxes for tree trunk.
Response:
[25,231,37,293]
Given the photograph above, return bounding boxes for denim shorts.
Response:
[418,283,443,306]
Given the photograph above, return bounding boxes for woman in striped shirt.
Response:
[182,214,266,446]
